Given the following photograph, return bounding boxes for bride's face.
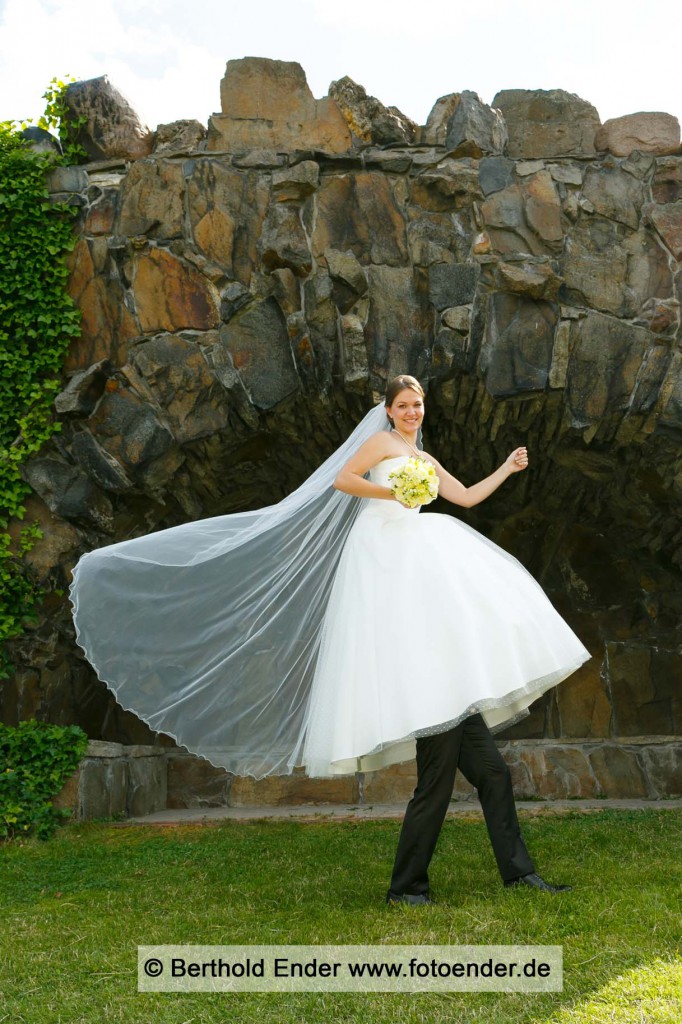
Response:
[387,389,425,433]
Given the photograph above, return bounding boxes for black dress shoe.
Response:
[504,872,572,893]
[386,889,433,906]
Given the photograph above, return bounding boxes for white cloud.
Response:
[0,0,221,126]
[309,0,486,38]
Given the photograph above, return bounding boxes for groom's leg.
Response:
[388,724,464,895]
[456,714,534,882]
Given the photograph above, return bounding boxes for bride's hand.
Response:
[505,447,529,473]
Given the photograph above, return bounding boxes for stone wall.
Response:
[5,59,682,802]
[55,738,682,820]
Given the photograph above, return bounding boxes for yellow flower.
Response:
[389,458,439,507]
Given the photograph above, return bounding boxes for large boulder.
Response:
[153,119,206,155]
[69,430,133,493]
[562,217,630,316]
[478,156,515,196]
[63,76,153,161]
[648,203,682,261]
[444,91,507,158]
[492,89,600,158]
[428,262,479,310]
[595,112,681,157]
[312,172,408,266]
[303,273,338,383]
[209,58,351,153]
[422,94,462,146]
[328,76,417,146]
[364,266,432,383]
[131,247,220,333]
[258,203,313,277]
[581,165,646,231]
[54,359,112,417]
[563,217,672,319]
[66,239,139,371]
[324,249,369,313]
[495,259,562,301]
[127,334,231,443]
[84,384,181,488]
[605,642,682,735]
[409,159,481,212]
[339,313,369,388]
[216,298,300,409]
[406,211,474,266]
[18,126,62,157]
[116,159,185,239]
[187,161,270,285]
[652,157,682,203]
[479,292,557,396]
[566,312,651,427]
[480,171,563,256]
[657,352,682,430]
[623,227,673,313]
[19,455,112,525]
[272,161,320,202]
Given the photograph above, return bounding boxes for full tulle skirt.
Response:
[300,502,590,776]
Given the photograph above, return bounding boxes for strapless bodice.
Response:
[368,455,413,486]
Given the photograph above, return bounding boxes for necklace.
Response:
[392,428,423,459]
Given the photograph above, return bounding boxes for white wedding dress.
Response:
[301,455,590,777]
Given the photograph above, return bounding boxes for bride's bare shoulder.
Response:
[361,431,408,458]
[340,432,403,474]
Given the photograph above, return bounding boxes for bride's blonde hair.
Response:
[385,375,425,426]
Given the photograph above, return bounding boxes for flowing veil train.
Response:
[69,401,393,778]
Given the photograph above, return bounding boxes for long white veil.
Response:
[69,400,393,777]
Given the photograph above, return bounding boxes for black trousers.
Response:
[389,713,534,895]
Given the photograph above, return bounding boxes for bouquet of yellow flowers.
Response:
[388,457,439,508]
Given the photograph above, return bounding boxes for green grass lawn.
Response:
[1,808,681,1023]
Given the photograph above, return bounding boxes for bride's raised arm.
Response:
[425,447,529,508]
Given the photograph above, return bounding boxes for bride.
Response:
[299,374,589,903]
[69,373,589,903]
[301,375,589,774]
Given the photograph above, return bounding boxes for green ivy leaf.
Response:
[0,95,82,664]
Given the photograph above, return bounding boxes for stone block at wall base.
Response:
[53,738,682,821]
[53,740,166,820]
[497,737,682,800]
[166,753,232,808]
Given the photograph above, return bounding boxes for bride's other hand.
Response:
[506,447,529,473]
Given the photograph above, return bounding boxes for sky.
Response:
[1,0,681,133]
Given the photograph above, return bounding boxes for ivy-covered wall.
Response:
[0,119,81,677]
